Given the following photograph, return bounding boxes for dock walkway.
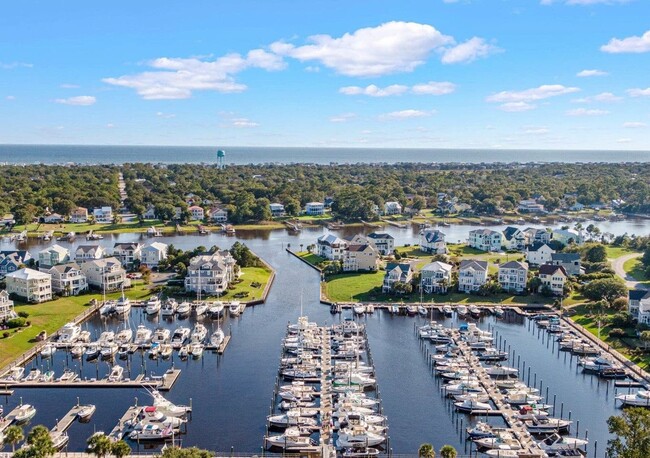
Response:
[51,405,86,434]
[108,405,141,441]
[0,404,29,433]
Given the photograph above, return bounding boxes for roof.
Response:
[421,230,445,243]
[499,261,528,270]
[114,242,142,250]
[6,268,51,281]
[76,245,101,253]
[503,227,523,241]
[346,244,372,253]
[629,289,650,301]
[421,261,452,272]
[188,205,203,211]
[49,263,82,274]
[40,244,69,256]
[83,257,122,269]
[143,242,168,252]
[385,262,413,272]
[470,228,500,236]
[460,259,488,271]
[539,264,567,276]
[528,242,553,252]
[367,232,394,240]
[551,252,580,262]
[0,250,31,261]
[306,202,324,206]
[317,234,345,246]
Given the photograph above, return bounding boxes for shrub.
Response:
[609,328,626,338]
[6,318,26,328]
[2,332,9,338]
[17,311,29,318]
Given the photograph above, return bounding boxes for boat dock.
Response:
[7,369,181,391]
[206,335,231,354]
[51,405,86,434]
[108,405,141,441]
[0,404,30,433]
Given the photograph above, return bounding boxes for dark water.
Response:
[1,144,650,165]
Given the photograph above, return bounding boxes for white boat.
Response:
[194,302,209,317]
[85,343,100,360]
[525,417,572,434]
[469,305,481,317]
[229,301,242,316]
[99,301,115,316]
[486,365,519,377]
[176,300,191,316]
[152,327,171,344]
[418,306,427,316]
[58,322,81,343]
[40,343,57,357]
[129,424,174,441]
[77,404,96,421]
[267,413,318,428]
[98,331,115,343]
[616,389,650,407]
[71,343,86,358]
[580,356,614,372]
[161,300,177,317]
[388,305,400,314]
[442,305,453,317]
[190,342,204,358]
[178,345,190,359]
[116,328,133,345]
[456,305,468,317]
[406,305,418,316]
[100,342,118,359]
[209,302,225,318]
[40,370,55,382]
[191,323,207,343]
[145,296,162,315]
[539,433,588,452]
[78,330,91,343]
[24,368,41,382]
[337,427,385,448]
[342,448,380,457]
[150,390,192,417]
[210,328,225,347]
[14,404,37,424]
[160,344,173,358]
[57,369,77,382]
[114,294,131,316]
[171,327,191,348]
[51,433,69,450]
[484,450,520,457]
[108,365,124,382]
[474,432,521,450]
[2,366,25,382]
[454,397,492,412]
[265,432,316,450]
[134,325,152,346]
[493,307,505,318]
[353,304,366,315]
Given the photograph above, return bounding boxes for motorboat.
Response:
[484,451,519,457]
[538,433,588,453]
[474,432,522,450]
[178,345,190,359]
[442,305,453,317]
[616,389,650,407]
[504,391,543,406]
[129,424,174,441]
[51,432,69,450]
[493,307,505,318]
[24,368,41,382]
[477,348,508,362]
[210,328,225,347]
[353,304,366,316]
[486,365,519,377]
[98,331,115,343]
[469,305,481,318]
[516,405,550,420]
[99,301,115,316]
[78,330,91,343]
[525,417,572,434]
[14,404,37,424]
[418,305,428,316]
[152,328,171,344]
[229,301,243,316]
[171,327,191,348]
[117,345,130,359]
[40,370,55,382]
[1,366,25,382]
[149,390,192,417]
[145,296,162,315]
[58,322,81,344]
[85,343,101,360]
[161,300,177,317]
[100,342,119,359]
[209,302,225,318]
[466,421,499,440]
[77,404,96,421]
[191,323,207,343]
[267,413,318,428]
[134,325,152,346]
[265,431,316,450]
[160,344,173,359]
[190,342,204,358]
[149,342,161,359]
[456,305,468,317]
[336,426,385,448]
[57,369,78,382]
[454,396,492,413]
[388,305,400,314]
[71,343,86,358]
[342,447,380,457]
[176,300,191,317]
[116,328,133,345]
[108,365,124,382]
[40,343,57,357]
[579,356,614,372]
[194,302,209,317]
[114,293,131,316]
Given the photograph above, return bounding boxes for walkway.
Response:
[611,252,647,290]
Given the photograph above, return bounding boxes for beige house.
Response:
[80,257,128,291]
[498,261,528,293]
[113,242,143,267]
[458,259,488,293]
[49,263,88,296]
[343,244,378,272]
[538,264,567,296]
[420,261,453,294]
[74,245,106,263]
[0,290,16,321]
[185,251,237,295]
[6,268,52,303]
[70,207,88,223]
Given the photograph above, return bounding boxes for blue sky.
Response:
[1,0,649,149]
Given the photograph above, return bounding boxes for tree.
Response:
[111,440,131,458]
[87,433,113,458]
[584,244,608,263]
[161,446,213,458]
[418,443,435,458]
[411,196,426,212]
[583,277,628,305]
[439,445,457,458]
[26,425,55,458]
[607,407,650,458]
[641,331,650,350]
[284,197,301,216]
[612,296,629,311]
[252,197,272,221]
[4,425,24,452]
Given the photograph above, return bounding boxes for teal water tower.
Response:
[216,149,226,169]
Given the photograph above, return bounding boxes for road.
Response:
[611,252,647,290]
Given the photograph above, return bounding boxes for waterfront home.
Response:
[420,261,453,294]
[69,207,89,223]
[141,242,168,267]
[80,257,128,291]
[458,260,488,293]
[569,203,585,212]
[384,201,402,215]
[502,227,526,251]
[6,268,53,303]
[552,228,584,246]
[419,229,447,254]
[498,261,528,293]
[629,290,650,324]
[142,205,157,219]
[188,205,205,221]
[549,252,581,276]
[342,244,378,272]
[43,212,64,224]
[48,263,88,296]
[344,233,369,246]
[38,244,70,269]
[173,207,183,220]
[524,227,551,246]
[0,290,16,322]
[305,202,325,216]
[468,229,502,252]
[518,199,545,213]
[270,203,286,217]
[184,193,202,206]
[538,264,567,296]
[0,213,15,227]
[317,234,347,261]
[74,244,106,263]
[366,232,395,256]
[93,206,113,224]
[113,242,143,268]
[184,251,237,295]
[382,262,414,293]
[209,207,229,223]
[525,243,555,266]
[0,251,29,277]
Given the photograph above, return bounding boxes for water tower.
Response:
[216,149,226,169]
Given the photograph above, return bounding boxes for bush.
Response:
[6,318,26,328]
[2,332,9,338]
[609,328,627,338]
[17,311,29,318]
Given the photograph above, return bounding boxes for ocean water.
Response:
[1,144,650,165]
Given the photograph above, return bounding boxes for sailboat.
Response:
[210,316,225,347]
[114,286,131,317]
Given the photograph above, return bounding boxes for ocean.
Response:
[1,144,650,165]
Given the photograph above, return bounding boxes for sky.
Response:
[1,0,650,150]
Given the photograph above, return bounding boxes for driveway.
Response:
[611,252,648,290]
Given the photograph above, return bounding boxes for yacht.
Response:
[265,432,316,450]
[99,300,115,316]
[210,328,225,347]
[190,342,204,358]
[78,330,92,343]
[151,327,171,344]
[98,331,115,343]
[454,396,492,413]
[77,404,96,421]
[178,345,190,359]
[336,427,385,448]
[176,300,191,317]
[406,305,418,316]
[24,368,41,382]
[191,323,207,343]
[114,293,131,317]
[40,343,57,357]
[485,365,519,377]
[442,305,453,317]
[469,305,481,318]
[116,328,133,345]
[100,342,119,359]
[108,365,124,382]
[71,343,86,358]
[145,296,162,315]
[14,404,37,424]
[525,417,572,434]
[228,301,242,316]
[616,389,650,407]
[171,327,191,348]
[474,432,521,451]
[353,304,366,316]
[417,305,428,316]
[456,305,468,318]
[160,299,177,317]
[129,424,173,441]
[194,302,209,317]
[539,433,588,453]
[85,343,101,360]
[134,325,153,346]
[57,369,78,382]
[58,322,81,344]
[209,302,225,318]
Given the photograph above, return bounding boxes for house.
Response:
[524,228,551,246]
[80,257,128,291]
[525,243,555,266]
[74,245,106,263]
[468,229,502,252]
[93,206,113,224]
[342,244,378,272]
[305,202,325,216]
[419,230,447,254]
[70,207,89,223]
[458,260,488,293]
[0,214,16,227]
[48,263,88,296]
[188,205,205,221]
[38,244,70,269]
[502,227,526,251]
[141,242,168,267]
[538,265,567,296]
[0,251,31,277]
[43,213,64,224]
[0,290,16,322]
[518,199,545,213]
[549,252,581,276]
[569,203,585,212]
[420,261,453,294]
[209,207,229,223]
[498,261,528,293]
[552,229,584,246]
[113,242,143,267]
[142,205,157,219]
[317,234,347,261]
[384,201,402,215]
[366,232,395,256]
[270,203,286,217]
[629,290,650,324]
[5,268,52,303]
[184,193,202,206]
[184,251,237,295]
[382,262,414,293]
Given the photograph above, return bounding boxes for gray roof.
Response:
[551,252,580,262]
[539,264,567,276]
[317,234,345,246]
[629,290,650,301]
[421,230,445,243]
[460,259,488,272]
[503,227,522,241]
[528,242,552,252]
[500,260,528,270]
[470,228,500,236]
[367,232,394,240]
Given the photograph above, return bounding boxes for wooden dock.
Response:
[158,368,181,391]
[0,405,29,433]
[108,405,141,441]
[51,405,86,434]
[9,369,181,390]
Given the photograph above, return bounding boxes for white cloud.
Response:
[340,81,456,97]
[106,123,115,128]
[329,113,357,123]
[524,127,550,134]
[104,49,285,99]
[576,69,608,77]
[272,21,457,77]
[380,109,435,120]
[304,66,320,73]
[566,108,609,116]
[156,111,176,119]
[5,95,16,101]
[498,102,536,112]
[486,84,579,103]
[54,95,96,106]
[572,92,622,103]
[627,87,650,97]
[617,138,632,143]
[230,118,259,128]
[60,83,80,89]
[543,0,631,5]
[623,121,646,128]
[0,61,33,70]
[441,37,498,64]
[601,30,650,53]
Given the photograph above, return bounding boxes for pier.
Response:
[108,405,141,441]
[51,404,87,434]
[0,404,30,433]
[6,369,181,391]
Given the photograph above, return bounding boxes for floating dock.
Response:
[51,405,87,434]
[0,404,30,433]
[6,369,181,391]
[108,405,141,441]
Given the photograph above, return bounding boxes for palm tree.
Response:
[4,425,24,452]
[27,425,56,458]
[111,440,131,458]
[87,433,112,458]
[439,445,457,458]
[418,443,435,458]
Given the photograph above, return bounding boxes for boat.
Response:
[100,342,119,359]
[229,301,242,316]
[152,327,171,344]
[486,365,519,377]
[342,447,380,457]
[615,389,650,407]
[98,331,115,343]
[267,413,318,428]
[161,300,177,317]
[225,224,236,235]
[114,293,131,316]
[149,390,192,417]
[466,421,498,439]
[418,305,427,316]
[134,325,152,346]
[57,369,78,382]
[484,450,520,457]
[337,427,385,448]
[145,296,162,315]
[190,342,204,358]
[23,368,41,382]
[78,330,91,343]
[493,307,505,318]
[40,343,57,357]
[442,305,453,317]
[178,345,190,359]
[454,396,492,413]
[457,305,468,318]
[40,370,55,382]
[525,417,572,434]
[99,301,115,316]
[77,404,96,421]
[388,305,400,314]
[129,424,174,441]
[176,300,191,317]
[265,432,316,450]
[108,365,124,382]
[210,328,225,347]
[474,432,522,451]
[51,433,69,450]
[14,404,36,423]
[58,322,81,344]
[116,328,133,345]
[85,343,101,360]
[469,306,481,318]
[353,304,366,316]
[406,305,418,316]
[209,302,225,318]
[194,302,209,317]
[117,345,130,359]
[171,327,191,348]
[191,323,207,343]
[539,433,588,453]
[71,343,86,358]
[160,344,173,358]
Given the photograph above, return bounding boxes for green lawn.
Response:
[623,257,649,283]
[296,251,327,267]
[605,246,636,259]
[17,220,175,235]
[223,266,273,301]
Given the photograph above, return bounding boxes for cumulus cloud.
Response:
[572,92,622,103]
[576,69,608,77]
[340,81,456,97]
[524,127,550,134]
[627,87,650,97]
[566,108,609,116]
[441,37,498,64]
[498,102,536,112]
[156,112,176,119]
[329,113,357,123]
[623,121,646,128]
[486,85,579,108]
[411,81,457,95]
[54,95,96,106]
[230,118,259,128]
[104,49,285,99]
[601,30,650,53]
[0,61,33,69]
[380,109,435,120]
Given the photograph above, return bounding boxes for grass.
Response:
[296,251,327,267]
[16,220,175,235]
[623,257,649,283]
[605,246,636,259]
[223,266,273,301]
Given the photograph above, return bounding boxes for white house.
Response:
[0,290,16,322]
[6,268,52,303]
[382,262,414,293]
[419,230,447,254]
[142,205,157,219]
[420,261,453,294]
[209,207,228,223]
[502,227,526,251]
[366,232,395,256]
[384,201,402,215]
[141,242,168,267]
[43,213,64,224]
[458,260,488,293]
[518,199,545,213]
[552,229,584,246]
[524,228,551,246]
[629,290,650,324]
[113,242,143,267]
[188,205,205,221]
[468,229,502,252]
[93,206,113,224]
[38,244,70,268]
[184,251,236,295]
[342,244,378,272]
[305,202,325,216]
[48,263,88,296]
[74,245,106,263]
[549,252,581,276]
[69,207,88,223]
[270,203,286,217]
[538,264,567,296]
[80,257,127,291]
[525,243,555,266]
[317,234,347,261]
[498,261,528,293]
